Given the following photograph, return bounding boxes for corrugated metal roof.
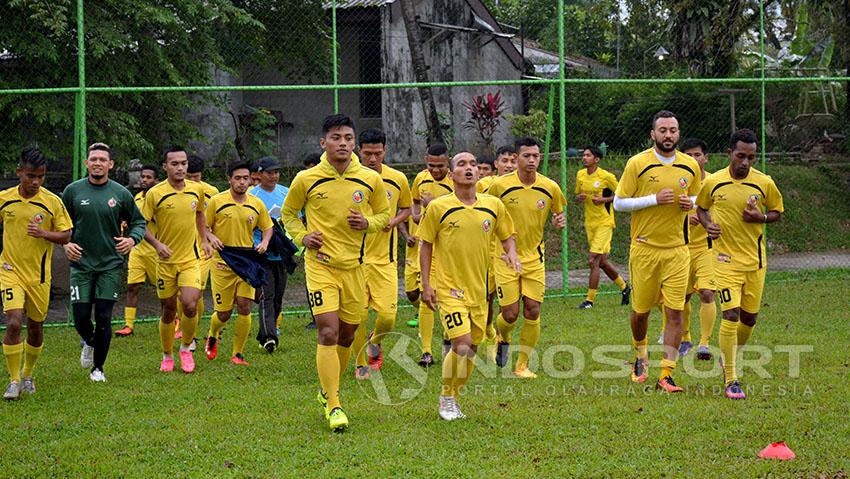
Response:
[321,0,394,9]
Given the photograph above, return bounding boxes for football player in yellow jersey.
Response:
[613,110,701,393]
[116,164,160,337]
[142,146,213,374]
[696,129,784,400]
[488,137,566,379]
[281,114,389,432]
[407,144,453,367]
[476,154,495,178]
[419,152,518,420]
[575,145,630,309]
[1,148,73,400]
[204,161,273,366]
[658,138,718,360]
[349,129,412,380]
[178,155,219,343]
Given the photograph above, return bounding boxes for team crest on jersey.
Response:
[678,177,689,190]
[593,180,601,188]
[2,263,13,271]
[190,200,198,211]
[482,219,492,232]
[536,199,546,209]
[32,213,45,224]
[352,190,365,204]
[747,194,760,207]
[717,253,732,263]
[316,252,331,263]
[450,288,465,299]
[247,214,255,224]
[386,190,392,200]
[107,197,117,208]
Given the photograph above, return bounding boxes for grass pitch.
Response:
[0,272,847,478]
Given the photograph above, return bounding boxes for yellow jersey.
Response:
[696,166,784,271]
[206,191,273,262]
[487,171,566,264]
[615,149,701,248]
[417,193,514,304]
[133,191,157,257]
[364,165,412,265]
[476,175,496,193]
[688,169,713,251]
[141,179,205,264]
[0,186,73,284]
[197,181,219,254]
[407,170,454,263]
[575,167,618,228]
[281,153,389,270]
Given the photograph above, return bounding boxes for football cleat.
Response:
[263,339,276,354]
[114,326,134,337]
[21,377,35,395]
[631,356,648,383]
[438,396,457,421]
[656,376,684,393]
[179,350,195,373]
[679,341,693,356]
[80,343,94,369]
[205,336,218,360]
[495,341,509,368]
[90,369,107,382]
[725,380,746,400]
[696,345,712,361]
[418,352,434,368]
[317,390,329,418]
[513,367,538,379]
[354,365,371,380]
[577,300,593,309]
[160,356,174,372]
[328,407,349,432]
[3,381,21,401]
[230,353,249,366]
[367,333,383,370]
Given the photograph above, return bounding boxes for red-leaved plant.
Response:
[463,91,505,153]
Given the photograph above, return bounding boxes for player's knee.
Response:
[699,289,715,303]
[722,309,739,322]
[452,337,473,356]
[317,325,338,345]
[25,320,44,344]
[523,302,540,320]
[501,307,519,323]
[740,311,758,327]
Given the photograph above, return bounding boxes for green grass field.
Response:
[1,272,848,478]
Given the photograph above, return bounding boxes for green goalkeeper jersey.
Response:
[62,178,147,272]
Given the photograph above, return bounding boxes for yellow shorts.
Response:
[404,257,420,293]
[494,258,546,305]
[364,262,398,316]
[586,224,614,255]
[438,296,487,345]
[156,260,202,299]
[199,257,212,290]
[127,250,158,285]
[210,262,255,312]
[716,266,766,313]
[488,265,496,296]
[689,247,716,292]
[305,262,366,324]
[628,243,689,314]
[0,271,49,322]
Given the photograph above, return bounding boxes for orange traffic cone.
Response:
[758,442,796,460]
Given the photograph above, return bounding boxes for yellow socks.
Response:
[352,320,368,368]
[614,276,627,291]
[180,312,198,348]
[159,320,177,355]
[419,302,435,354]
[441,350,475,398]
[316,344,341,410]
[454,355,475,394]
[659,358,676,379]
[232,313,251,356]
[516,318,541,370]
[586,289,597,303]
[737,322,755,346]
[496,313,517,343]
[209,314,227,340]
[22,342,42,378]
[632,337,648,359]
[276,312,283,329]
[698,301,716,347]
[718,319,738,384]
[682,301,692,343]
[372,312,395,345]
[336,344,352,380]
[3,342,23,382]
[124,307,136,329]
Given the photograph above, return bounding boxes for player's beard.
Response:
[655,139,676,154]
[90,173,106,181]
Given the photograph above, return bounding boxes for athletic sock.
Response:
[737,322,755,347]
[516,318,541,370]
[232,313,251,356]
[3,342,23,382]
[698,301,717,347]
[453,355,476,395]
[614,276,627,291]
[336,343,352,380]
[276,312,283,330]
[441,350,462,398]
[418,302,435,354]
[180,311,198,348]
[659,358,676,380]
[586,289,597,303]
[159,320,176,355]
[372,312,395,345]
[682,300,692,343]
[632,337,648,359]
[316,344,341,410]
[196,299,205,325]
[124,307,137,329]
[352,319,368,368]
[485,321,497,342]
[209,314,227,340]
[22,342,43,378]
[718,319,738,384]
[660,304,667,334]
[496,313,516,343]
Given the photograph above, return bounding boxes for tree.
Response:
[399,0,444,144]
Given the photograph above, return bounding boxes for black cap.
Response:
[255,156,281,172]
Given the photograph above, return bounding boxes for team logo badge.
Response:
[717,253,732,263]
[247,214,255,224]
[386,191,392,200]
[450,288,465,299]
[107,197,117,208]
[80,199,90,206]
[593,180,601,188]
[352,190,365,204]
[32,213,45,224]
[190,200,198,211]
[536,199,546,209]
[316,252,331,263]
[2,263,14,271]
[678,177,689,190]
[747,194,760,207]
[482,219,492,232]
